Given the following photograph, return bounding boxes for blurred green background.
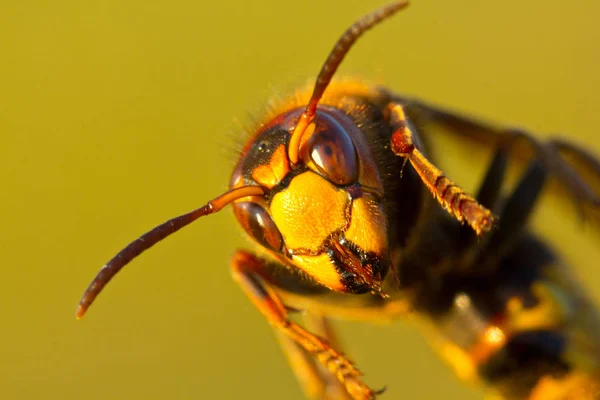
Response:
[1,1,599,399]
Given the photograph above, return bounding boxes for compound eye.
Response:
[307,121,358,185]
[233,202,283,251]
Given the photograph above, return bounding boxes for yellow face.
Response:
[231,106,389,294]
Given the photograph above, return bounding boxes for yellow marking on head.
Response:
[270,171,348,251]
[344,195,387,255]
[291,253,344,291]
[251,144,291,189]
[270,145,290,182]
[252,164,278,188]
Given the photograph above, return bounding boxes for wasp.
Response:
[76,1,600,399]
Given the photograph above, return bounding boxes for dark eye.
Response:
[307,119,358,185]
[233,202,283,251]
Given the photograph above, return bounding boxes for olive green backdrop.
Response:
[1,1,599,399]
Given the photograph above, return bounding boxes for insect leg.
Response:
[453,142,511,266]
[456,149,547,270]
[275,332,330,399]
[480,159,548,263]
[276,314,355,400]
[394,95,600,223]
[231,250,379,400]
[386,102,495,236]
[470,141,511,211]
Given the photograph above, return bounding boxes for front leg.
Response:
[231,250,380,400]
[276,314,356,400]
[386,102,495,236]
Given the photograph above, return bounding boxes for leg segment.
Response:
[386,102,495,236]
[455,155,548,272]
[231,250,379,400]
[455,140,547,269]
[305,314,359,400]
[275,331,330,399]
[471,141,511,211]
[480,160,548,264]
[277,314,355,400]
[456,142,511,261]
[392,95,600,224]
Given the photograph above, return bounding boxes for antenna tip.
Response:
[75,304,87,320]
